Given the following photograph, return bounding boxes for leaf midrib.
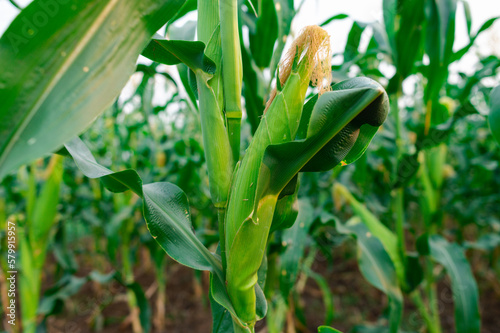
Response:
[0,0,121,168]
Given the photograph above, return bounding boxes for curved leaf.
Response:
[210,284,235,333]
[63,137,223,278]
[279,199,314,298]
[64,138,143,195]
[270,189,299,233]
[248,0,278,68]
[0,0,186,180]
[489,85,500,145]
[142,182,222,275]
[451,16,500,63]
[265,77,389,193]
[337,219,403,333]
[142,37,216,74]
[318,326,343,333]
[424,235,480,333]
[333,183,404,280]
[319,13,349,27]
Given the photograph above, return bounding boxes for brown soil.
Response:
[11,243,500,333]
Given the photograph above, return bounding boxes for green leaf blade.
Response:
[427,235,480,333]
[0,0,186,180]
[489,85,500,145]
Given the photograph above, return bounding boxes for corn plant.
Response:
[314,1,500,332]
[1,155,64,333]
[0,0,390,332]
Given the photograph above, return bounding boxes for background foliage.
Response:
[0,0,499,332]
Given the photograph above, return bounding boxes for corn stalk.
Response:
[0,1,390,331]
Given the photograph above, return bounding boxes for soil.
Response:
[17,241,500,333]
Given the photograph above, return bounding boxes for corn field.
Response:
[0,0,500,332]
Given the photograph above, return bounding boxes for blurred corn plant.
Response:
[0,0,390,332]
[5,156,63,333]
[312,1,500,333]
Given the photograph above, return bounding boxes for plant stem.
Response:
[197,0,233,265]
[410,291,440,333]
[217,209,227,270]
[391,90,408,287]
[232,320,254,333]
[220,0,243,164]
[425,258,442,333]
[121,218,142,333]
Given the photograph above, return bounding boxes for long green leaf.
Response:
[337,219,403,333]
[384,0,426,79]
[0,0,186,180]
[30,155,64,266]
[425,0,457,102]
[142,37,216,74]
[279,199,314,298]
[489,85,500,145]
[248,0,278,68]
[333,183,406,289]
[451,16,500,63]
[63,137,223,278]
[425,235,480,333]
[318,327,343,333]
[142,182,222,275]
[210,285,235,333]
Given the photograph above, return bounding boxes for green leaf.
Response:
[38,275,87,316]
[426,235,480,333]
[142,37,216,74]
[64,138,143,195]
[305,267,335,326]
[318,326,343,333]
[240,35,266,133]
[279,199,315,298]
[30,155,64,266]
[0,0,186,180]
[344,21,367,63]
[270,187,299,233]
[319,14,349,27]
[265,77,389,192]
[337,219,403,333]
[404,253,424,293]
[489,85,500,145]
[125,282,152,333]
[333,183,406,290]
[465,234,500,252]
[424,0,458,102]
[64,137,223,278]
[249,0,278,68]
[451,16,500,63]
[166,0,197,29]
[143,182,222,275]
[461,0,472,36]
[383,0,426,78]
[269,0,295,74]
[210,285,235,333]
